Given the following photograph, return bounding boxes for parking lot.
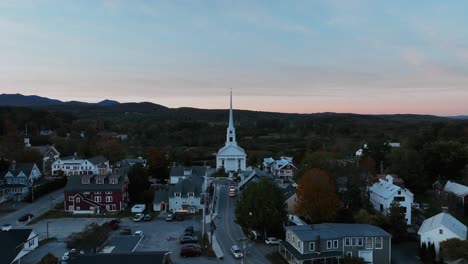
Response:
[119,212,221,264]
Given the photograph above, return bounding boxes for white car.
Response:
[134,230,144,236]
[231,245,243,259]
[133,213,144,222]
[265,237,281,245]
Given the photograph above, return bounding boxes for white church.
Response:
[216,91,247,172]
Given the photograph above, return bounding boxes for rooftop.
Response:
[286,223,391,241]
[418,212,467,238]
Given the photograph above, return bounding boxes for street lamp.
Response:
[46,222,51,240]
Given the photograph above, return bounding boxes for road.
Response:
[213,178,271,264]
[0,188,64,228]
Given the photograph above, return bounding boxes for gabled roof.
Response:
[67,252,170,264]
[274,158,296,170]
[282,184,296,200]
[418,212,467,239]
[31,145,60,157]
[263,157,275,166]
[0,228,35,264]
[286,223,391,241]
[87,156,109,165]
[444,181,468,197]
[170,166,207,178]
[238,168,273,190]
[1,163,37,179]
[217,144,246,156]
[369,176,413,199]
[154,190,169,204]
[169,175,204,197]
[64,171,126,192]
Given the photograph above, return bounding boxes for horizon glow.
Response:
[1,1,468,115]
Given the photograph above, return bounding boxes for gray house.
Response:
[280,223,392,264]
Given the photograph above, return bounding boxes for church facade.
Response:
[216,92,247,172]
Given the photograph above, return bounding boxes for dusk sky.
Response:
[1,1,468,115]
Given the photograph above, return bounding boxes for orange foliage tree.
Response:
[295,168,340,223]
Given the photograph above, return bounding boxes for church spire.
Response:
[226,90,236,145]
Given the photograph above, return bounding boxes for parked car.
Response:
[180,235,198,244]
[180,244,202,257]
[184,226,194,236]
[120,228,131,235]
[231,245,243,259]
[143,214,152,221]
[265,237,281,245]
[166,213,174,222]
[229,191,236,197]
[134,230,144,236]
[175,213,185,221]
[107,219,119,230]
[133,213,144,222]
[18,213,34,222]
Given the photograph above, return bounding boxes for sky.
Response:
[1,0,468,115]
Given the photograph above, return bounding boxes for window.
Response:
[287,232,291,241]
[345,237,350,246]
[28,240,35,247]
[95,192,101,194]
[188,192,194,197]
[333,240,339,249]
[375,237,383,249]
[439,229,443,235]
[346,252,352,257]
[68,196,73,201]
[96,179,104,184]
[309,242,315,251]
[76,197,80,203]
[105,191,112,194]
[292,236,295,244]
[365,237,373,249]
[297,240,301,249]
[83,192,90,195]
[68,205,74,211]
[358,238,364,246]
[82,179,90,184]
[351,238,357,246]
[106,196,112,202]
[76,206,80,210]
[175,192,181,197]
[398,190,401,195]
[95,196,101,202]
[112,204,116,210]
[327,240,332,249]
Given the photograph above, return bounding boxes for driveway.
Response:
[392,241,422,264]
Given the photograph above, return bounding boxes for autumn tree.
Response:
[295,168,340,223]
[127,163,150,203]
[146,147,170,180]
[440,238,468,261]
[38,253,58,264]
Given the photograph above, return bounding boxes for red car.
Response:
[180,244,202,257]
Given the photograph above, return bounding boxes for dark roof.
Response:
[169,175,204,197]
[1,163,36,179]
[64,171,126,192]
[87,156,108,165]
[282,184,296,200]
[170,166,207,177]
[154,190,169,203]
[280,240,342,260]
[0,229,35,264]
[31,145,59,156]
[286,223,391,241]
[68,252,170,264]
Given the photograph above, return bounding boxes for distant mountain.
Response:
[97,99,120,106]
[448,115,468,120]
[0,93,64,106]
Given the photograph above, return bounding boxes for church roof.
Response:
[217,144,246,156]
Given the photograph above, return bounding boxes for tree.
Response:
[387,201,408,241]
[127,163,150,203]
[235,178,287,237]
[343,256,366,264]
[387,147,426,194]
[419,242,428,262]
[427,242,436,263]
[146,147,170,180]
[295,168,340,223]
[67,223,111,253]
[422,141,468,182]
[440,238,468,261]
[37,253,58,264]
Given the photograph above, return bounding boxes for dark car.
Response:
[107,219,119,230]
[180,235,198,244]
[180,244,202,257]
[143,214,152,221]
[184,226,194,236]
[175,214,185,221]
[18,214,33,222]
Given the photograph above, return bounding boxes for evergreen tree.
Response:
[419,242,427,262]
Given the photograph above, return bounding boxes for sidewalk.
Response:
[208,232,224,259]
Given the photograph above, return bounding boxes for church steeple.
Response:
[226,90,237,145]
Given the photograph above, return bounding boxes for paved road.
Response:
[213,178,272,264]
[0,188,64,228]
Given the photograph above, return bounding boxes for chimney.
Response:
[385,175,393,184]
[2,224,12,231]
[442,206,449,213]
[11,160,16,171]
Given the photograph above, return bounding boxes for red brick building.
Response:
[64,170,129,214]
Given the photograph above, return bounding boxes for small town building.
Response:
[0,226,39,264]
[31,145,60,175]
[169,166,207,185]
[52,155,110,176]
[282,184,298,213]
[0,162,41,201]
[216,91,247,172]
[279,223,392,264]
[369,175,414,225]
[237,168,274,192]
[167,172,206,213]
[263,156,296,180]
[418,212,467,256]
[444,181,468,206]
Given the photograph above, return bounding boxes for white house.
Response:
[271,156,296,180]
[169,166,208,185]
[418,212,467,256]
[0,226,39,264]
[369,175,414,225]
[52,155,109,176]
[216,91,247,172]
[168,173,207,213]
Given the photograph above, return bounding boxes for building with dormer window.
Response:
[63,170,128,214]
[51,155,109,176]
[279,223,392,264]
[165,168,207,213]
[0,161,41,201]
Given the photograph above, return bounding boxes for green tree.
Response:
[440,238,468,261]
[295,168,340,223]
[387,147,426,194]
[419,242,428,263]
[422,141,468,182]
[235,178,287,237]
[387,201,408,241]
[67,223,111,253]
[127,163,150,203]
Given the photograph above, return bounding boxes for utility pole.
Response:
[31,178,34,202]
[46,222,50,239]
[202,169,208,236]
